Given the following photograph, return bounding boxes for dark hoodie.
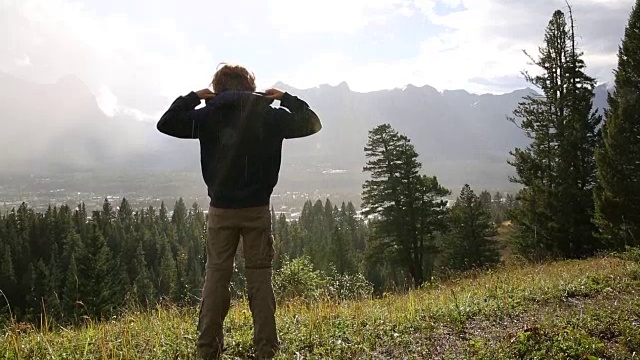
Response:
[157,90,322,209]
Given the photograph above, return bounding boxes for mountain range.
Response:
[0,73,610,196]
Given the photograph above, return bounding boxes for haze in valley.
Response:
[0,0,632,201]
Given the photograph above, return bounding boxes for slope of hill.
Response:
[0,73,611,195]
[4,252,639,359]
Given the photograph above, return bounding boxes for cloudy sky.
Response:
[0,0,634,120]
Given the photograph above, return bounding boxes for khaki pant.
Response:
[196,206,279,359]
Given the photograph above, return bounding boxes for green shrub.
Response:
[273,256,327,301]
[619,246,640,263]
[272,257,374,302]
[325,271,373,301]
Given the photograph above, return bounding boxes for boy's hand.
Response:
[195,88,216,100]
[264,88,284,100]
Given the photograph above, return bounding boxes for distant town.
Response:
[0,172,371,221]
[1,170,514,223]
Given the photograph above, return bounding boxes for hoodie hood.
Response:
[205,90,274,110]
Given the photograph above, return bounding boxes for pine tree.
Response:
[299,200,329,270]
[362,124,449,287]
[415,175,450,281]
[505,194,517,215]
[73,202,89,240]
[139,227,158,281]
[156,233,177,300]
[508,9,602,259]
[274,213,290,269]
[55,205,74,253]
[45,245,63,320]
[15,203,33,286]
[63,254,79,316]
[117,198,134,224]
[324,199,335,232]
[33,259,49,319]
[20,262,34,320]
[479,191,492,208]
[37,205,55,261]
[328,225,355,275]
[159,201,170,234]
[128,240,155,307]
[78,224,116,318]
[346,202,366,252]
[288,220,306,261]
[173,247,189,303]
[443,185,500,271]
[108,255,130,311]
[595,1,640,249]
[0,243,16,303]
[172,198,188,233]
[145,206,157,230]
[100,198,115,229]
[98,198,118,253]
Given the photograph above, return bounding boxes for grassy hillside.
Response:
[2,251,640,359]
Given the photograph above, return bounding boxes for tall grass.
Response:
[2,253,640,359]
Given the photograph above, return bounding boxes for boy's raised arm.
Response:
[156,89,215,139]
[265,89,322,139]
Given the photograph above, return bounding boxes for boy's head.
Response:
[211,63,256,94]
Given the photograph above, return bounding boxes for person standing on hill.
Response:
[156,63,322,360]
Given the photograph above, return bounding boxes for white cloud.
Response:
[120,108,162,123]
[96,85,118,117]
[277,0,633,93]
[14,54,31,68]
[414,0,633,87]
[0,0,633,114]
[269,0,412,34]
[274,39,528,94]
[1,0,222,118]
[96,85,163,122]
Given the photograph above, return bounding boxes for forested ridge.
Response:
[0,193,514,325]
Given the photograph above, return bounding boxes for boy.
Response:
[157,63,322,359]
